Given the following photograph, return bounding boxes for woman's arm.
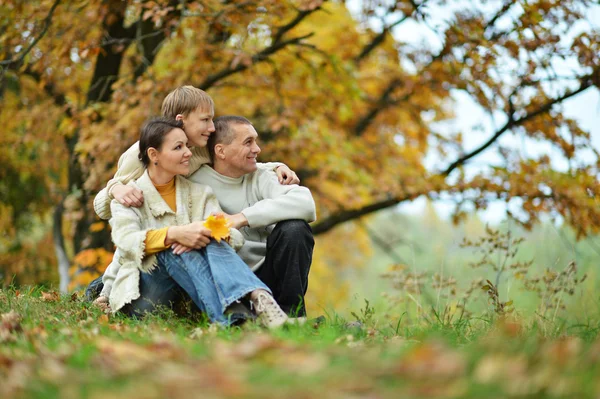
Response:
[109,200,150,263]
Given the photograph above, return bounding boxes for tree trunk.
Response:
[53,203,70,293]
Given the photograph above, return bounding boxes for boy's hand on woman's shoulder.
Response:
[111,183,144,207]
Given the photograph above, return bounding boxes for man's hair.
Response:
[138,117,184,167]
[161,85,214,118]
[209,116,253,160]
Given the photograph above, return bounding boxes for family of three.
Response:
[87,86,316,328]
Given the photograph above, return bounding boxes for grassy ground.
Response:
[2,287,600,399]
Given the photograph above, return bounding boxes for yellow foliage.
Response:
[89,222,106,233]
[68,248,114,291]
[203,215,231,243]
[306,221,373,314]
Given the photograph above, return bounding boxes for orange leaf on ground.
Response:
[203,215,231,243]
[41,291,59,302]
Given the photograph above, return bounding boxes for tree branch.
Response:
[313,197,406,235]
[353,78,403,136]
[313,73,596,235]
[22,66,71,116]
[354,0,429,64]
[198,3,324,90]
[0,0,61,69]
[272,3,324,45]
[199,33,314,90]
[441,75,595,176]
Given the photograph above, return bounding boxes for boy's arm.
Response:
[95,145,213,220]
[257,162,299,185]
[94,142,145,220]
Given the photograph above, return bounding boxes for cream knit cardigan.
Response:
[108,170,244,313]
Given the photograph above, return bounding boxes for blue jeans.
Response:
[125,241,270,325]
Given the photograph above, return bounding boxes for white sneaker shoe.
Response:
[251,291,288,329]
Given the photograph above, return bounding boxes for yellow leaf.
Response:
[89,222,105,233]
[203,214,231,243]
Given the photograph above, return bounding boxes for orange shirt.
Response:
[143,179,176,255]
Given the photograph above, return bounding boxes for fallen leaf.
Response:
[203,214,231,243]
[396,341,466,379]
[41,291,59,302]
[1,311,22,333]
[0,311,22,343]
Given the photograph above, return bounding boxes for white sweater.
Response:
[107,170,244,313]
[189,165,316,271]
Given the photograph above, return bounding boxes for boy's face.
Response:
[179,106,215,148]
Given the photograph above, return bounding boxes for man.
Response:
[190,116,316,317]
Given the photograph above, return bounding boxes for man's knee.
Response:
[271,220,314,243]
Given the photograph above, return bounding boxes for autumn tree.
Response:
[0,0,598,292]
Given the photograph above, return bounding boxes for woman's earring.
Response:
[154,161,158,165]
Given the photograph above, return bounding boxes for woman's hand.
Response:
[93,296,111,313]
[275,165,300,185]
[166,222,212,249]
[171,243,194,255]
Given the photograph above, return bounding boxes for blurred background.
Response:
[1,0,599,319]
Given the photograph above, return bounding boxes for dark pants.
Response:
[254,220,314,317]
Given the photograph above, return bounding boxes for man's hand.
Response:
[171,243,193,255]
[275,165,300,185]
[166,222,212,249]
[111,183,144,207]
[211,211,248,230]
[227,212,249,230]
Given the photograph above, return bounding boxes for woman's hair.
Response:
[138,117,184,167]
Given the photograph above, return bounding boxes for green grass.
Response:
[2,287,600,398]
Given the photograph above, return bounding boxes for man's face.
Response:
[180,106,215,147]
[221,124,261,177]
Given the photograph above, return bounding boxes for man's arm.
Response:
[238,169,316,229]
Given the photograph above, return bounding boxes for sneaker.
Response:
[251,291,288,329]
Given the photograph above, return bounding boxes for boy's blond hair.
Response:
[161,85,214,118]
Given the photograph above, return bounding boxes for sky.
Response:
[347,0,600,224]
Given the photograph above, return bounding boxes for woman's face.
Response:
[153,128,192,176]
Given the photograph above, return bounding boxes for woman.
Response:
[104,117,288,328]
